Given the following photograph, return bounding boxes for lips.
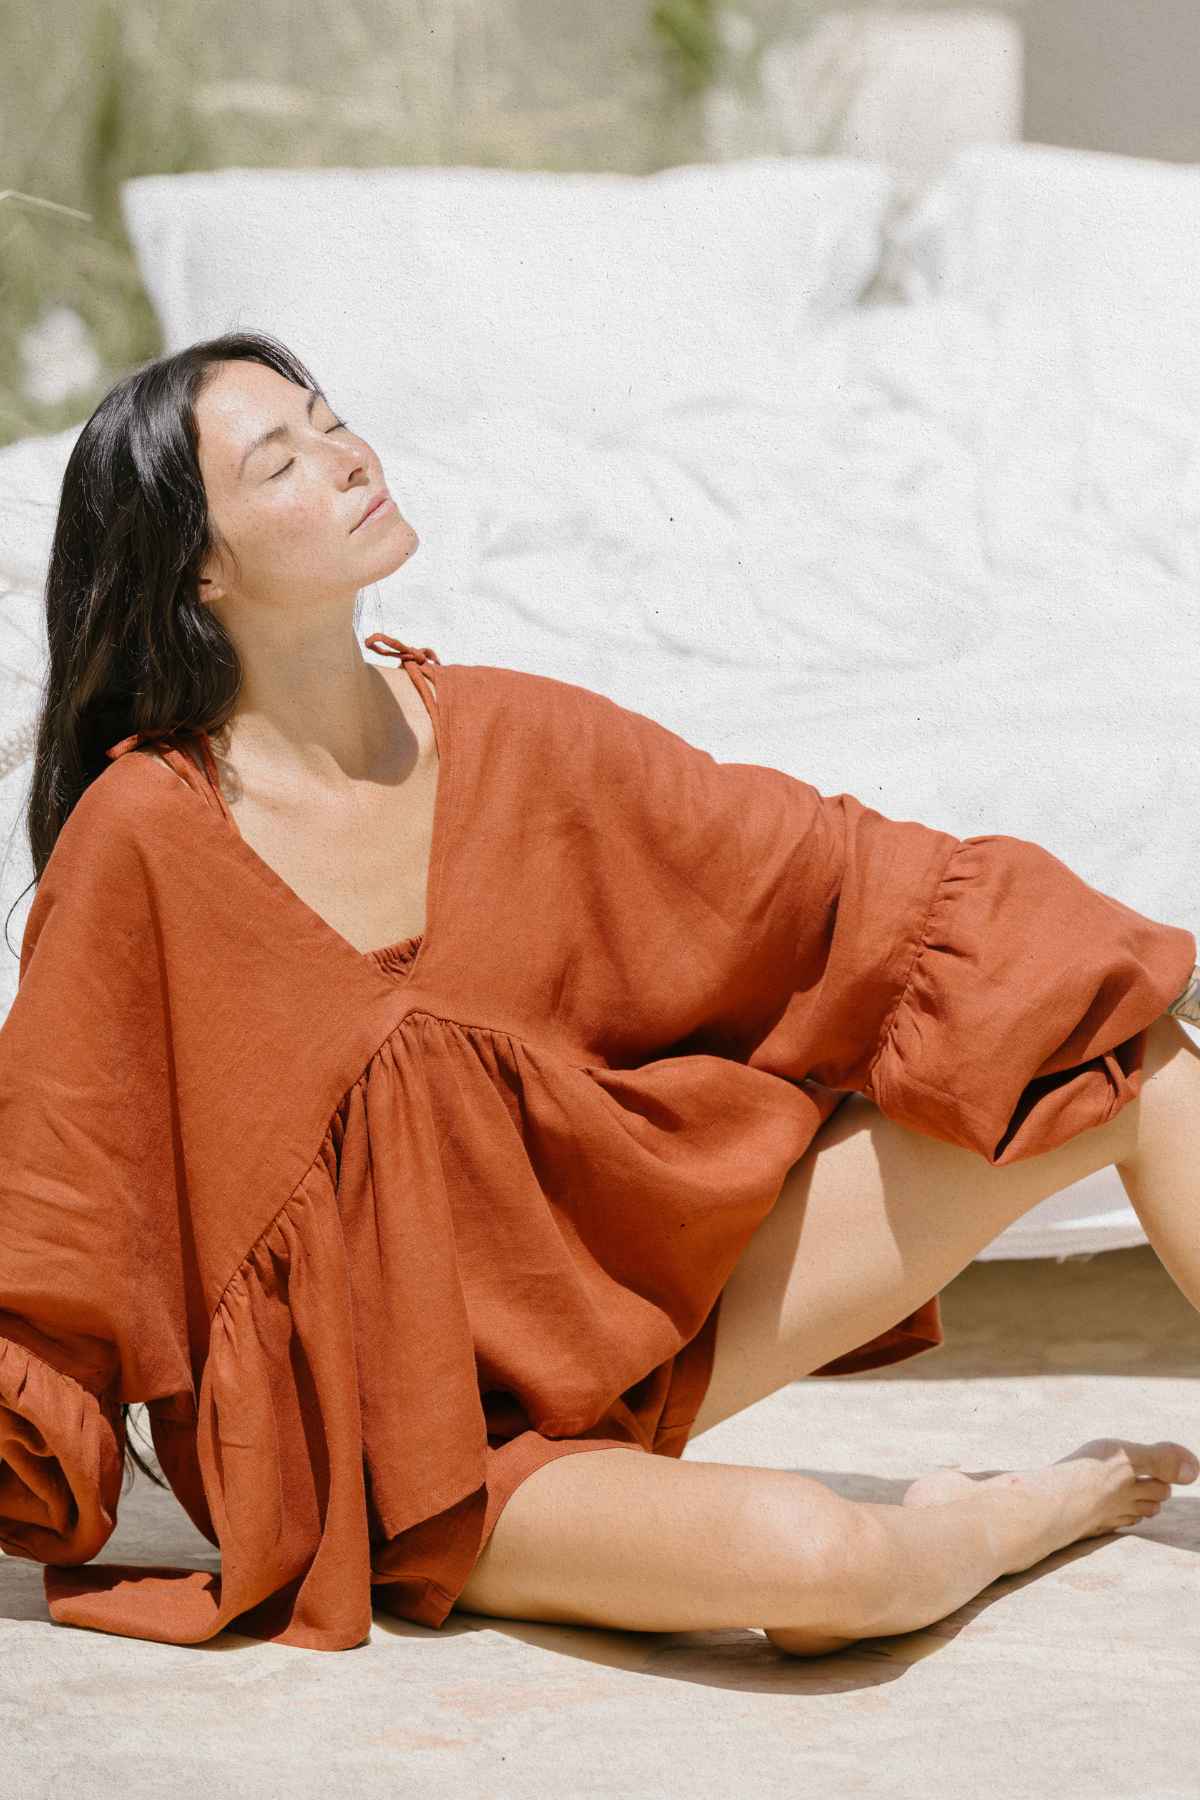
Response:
[353,490,390,531]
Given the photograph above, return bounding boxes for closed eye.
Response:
[270,418,351,479]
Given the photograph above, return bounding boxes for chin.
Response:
[377,521,419,575]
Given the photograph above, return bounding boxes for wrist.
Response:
[1166,964,1200,1027]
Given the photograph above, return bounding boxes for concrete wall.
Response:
[1023,0,1200,164]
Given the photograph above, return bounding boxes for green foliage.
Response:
[649,0,723,98]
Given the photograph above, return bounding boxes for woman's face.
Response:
[194,359,418,617]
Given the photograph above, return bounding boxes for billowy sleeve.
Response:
[552,672,1197,1167]
[0,777,189,1584]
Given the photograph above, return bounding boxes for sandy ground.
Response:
[2,1244,1198,1798]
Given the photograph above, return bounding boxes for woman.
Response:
[2,328,1198,1658]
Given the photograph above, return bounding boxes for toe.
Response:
[1146,1441,1199,1484]
[1169,1444,1200,1483]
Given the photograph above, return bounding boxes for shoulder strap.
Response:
[363,632,442,712]
[105,730,229,820]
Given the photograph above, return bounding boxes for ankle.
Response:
[973,1479,1057,1577]
[847,1486,1040,1639]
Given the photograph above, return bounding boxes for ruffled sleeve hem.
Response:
[0,1336,123,1566]
[864,834,1197,1166]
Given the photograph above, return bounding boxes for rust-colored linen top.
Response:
[0,633,1193,1652]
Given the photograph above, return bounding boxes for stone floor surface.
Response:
[2,1244,1198,1798]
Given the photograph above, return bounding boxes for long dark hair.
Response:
[4,329,366,1494]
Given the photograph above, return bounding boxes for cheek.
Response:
[261,493,335,558]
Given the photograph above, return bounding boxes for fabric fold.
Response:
[0,1336,123,1567]
[39,1120,488,1651]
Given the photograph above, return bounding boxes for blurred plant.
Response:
[650,0,724,97]
[0,0,168,449]
[648,2,879,159]
[19,304,102,408]
[693,4,914,163]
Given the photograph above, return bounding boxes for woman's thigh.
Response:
[686,1085,1143,1442]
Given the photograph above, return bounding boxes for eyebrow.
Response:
[238,388,322,477]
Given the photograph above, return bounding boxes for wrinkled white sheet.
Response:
[2,298,1196,1253]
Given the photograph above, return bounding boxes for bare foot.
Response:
[902,1437,1200,1573]
[766,1437,1199,1659]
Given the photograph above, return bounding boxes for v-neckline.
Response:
[137,638,453,988]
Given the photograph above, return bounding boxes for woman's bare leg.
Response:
[688,1059,1148,1441]
[454,1434,1195,1650]
[1114,1014,1200,1311]
[456,1013,1199,1647]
